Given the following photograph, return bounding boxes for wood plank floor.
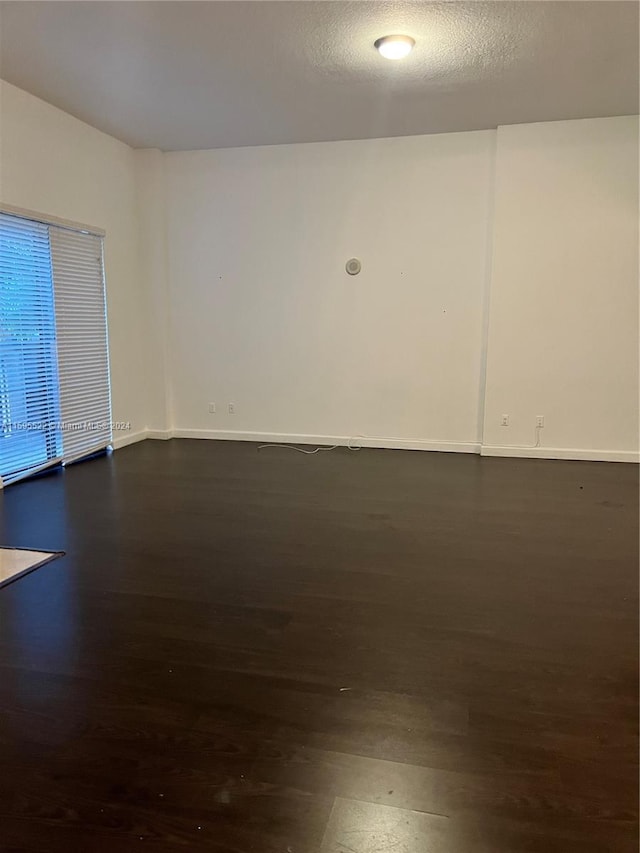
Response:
[0,439,637,852]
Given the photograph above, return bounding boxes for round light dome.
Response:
[374,35,415,60]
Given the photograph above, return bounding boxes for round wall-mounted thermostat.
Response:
[345,258,362,276]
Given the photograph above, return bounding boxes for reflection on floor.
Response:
[0,547,58,588]
[320,797,449,852]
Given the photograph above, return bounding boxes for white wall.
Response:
[134,148,171,433]
[2,79,637,462]
[0,80,152,441]
[483,117,639,461]
[164,131,495,450]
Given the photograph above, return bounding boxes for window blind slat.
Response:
[0,213,62,485]
[49,228,111,464]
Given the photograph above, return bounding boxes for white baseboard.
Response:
[480,444,639,463]
[111,428,173,449]
[111,429,148,450]
[110,428,639,464]
[146,430,173,441]
[171,428,480,454]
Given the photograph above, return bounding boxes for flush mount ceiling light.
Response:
[374,34,415,60]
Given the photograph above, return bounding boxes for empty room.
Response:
[0,1,638,851]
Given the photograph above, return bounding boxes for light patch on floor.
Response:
[0,547,61,588]
[320,797,450,853]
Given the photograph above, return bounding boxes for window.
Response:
[0,211,111,487]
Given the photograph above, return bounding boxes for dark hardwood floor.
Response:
[0,439,637,852]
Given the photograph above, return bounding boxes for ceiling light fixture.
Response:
[374,34,415,60]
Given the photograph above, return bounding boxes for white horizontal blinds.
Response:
[49,227,112,464]
[0,214,62,485]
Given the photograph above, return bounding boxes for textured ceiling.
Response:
[0,1,637,151]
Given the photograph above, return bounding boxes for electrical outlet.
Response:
[536,415,545,428]
[208,402,216,414]
[501,414,509,427]
[228,403,235,414]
